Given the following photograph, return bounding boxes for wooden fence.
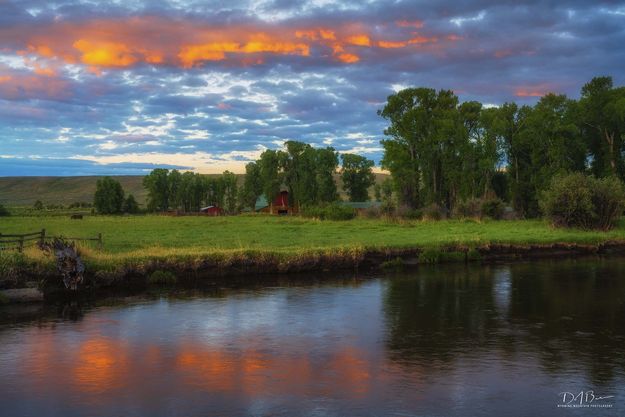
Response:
[0,229,103,252]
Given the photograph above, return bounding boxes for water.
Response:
[1,258,624,416]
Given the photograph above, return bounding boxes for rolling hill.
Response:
[0,173,391,207]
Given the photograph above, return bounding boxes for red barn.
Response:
[256,190,297,215]
[200,205,223,216]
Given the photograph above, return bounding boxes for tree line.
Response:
[379,76,625,217]
[136,142,376,213]
[93,75,624,219]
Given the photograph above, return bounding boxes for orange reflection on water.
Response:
[73,337,129,393]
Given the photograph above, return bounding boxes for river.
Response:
[1,258,624,416]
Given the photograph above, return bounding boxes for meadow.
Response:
[3,214,625,285]
[2,214,625,254]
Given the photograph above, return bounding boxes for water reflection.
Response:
[1,259,624,416]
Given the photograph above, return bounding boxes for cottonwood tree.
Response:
[94,177,125,214]
[340,153,375,201]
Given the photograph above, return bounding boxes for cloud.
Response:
[0,0,624,175]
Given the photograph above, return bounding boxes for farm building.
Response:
[200,205,224,216]
[255,189,298,215]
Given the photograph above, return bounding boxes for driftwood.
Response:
[41,239,85,290]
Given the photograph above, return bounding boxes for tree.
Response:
[240,162,263,211]
[379,88,437,208]
[258,149,282,213]
[94,177,124,214]
[143,168,171,212]
[123,194,140,214]
[222,170,238,214]
[578,76,625,178]
[315,147,339,203]
[340,153,375,201]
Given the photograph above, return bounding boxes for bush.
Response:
[0,204,10,217]
[591,176,625,230]
[453,198,482,219]
[481,197,505,220]
[363,206,381,219]
[301,204,356,221]
[33,200,44,210]
[540,173,625,230]
[147,270,177,285]
[396,205,422,219]
[422,203,446,221]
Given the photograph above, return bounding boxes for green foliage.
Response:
[143,168,171,212]
[541,173,625,230]
[340,153,375,202]
[94,177,125,214]
[147,270,177,285]
[123,194,140,214]
[481,197,505,220]
[240,162,263,211]
[453,198,482,219]
[33,200,44,210]
[380,257,404,270]
[301,203,356,221]
[422,203,445,221]
[0,204,9,217]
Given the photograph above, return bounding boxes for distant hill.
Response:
[0,176,147,206]
[0,173,391,206]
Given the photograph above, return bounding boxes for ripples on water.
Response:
[1,258,624,416]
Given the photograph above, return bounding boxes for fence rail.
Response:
[0,229,103,252]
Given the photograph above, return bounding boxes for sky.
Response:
[0,0,624,176]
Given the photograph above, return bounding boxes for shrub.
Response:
[0,204,10,217]
[123,194,140,214]
[422,203,446,221]
[396,204,422,220]
[540,173,625,230]
[301,204,356,221]
[363,206,381,219]
[147,270,177,285]
[481,197,505,220]
[33,200,44,210]
[591,176,625,231]
[453,198,482,219]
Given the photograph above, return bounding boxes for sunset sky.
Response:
[1,0,624,176]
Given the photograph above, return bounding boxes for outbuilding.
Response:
[200,205,224,216]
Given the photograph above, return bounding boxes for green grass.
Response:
[2,215,625,254]
[2,215,625,281]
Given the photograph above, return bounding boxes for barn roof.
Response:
[255,196,268,211]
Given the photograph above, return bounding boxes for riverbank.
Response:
[3,215,625,297]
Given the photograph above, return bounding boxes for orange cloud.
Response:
[396,20,424,28]
[0,17,462,71]
[514,84,554,97]
[346,34,371,46]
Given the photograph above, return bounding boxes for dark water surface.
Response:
[1,258,625,416]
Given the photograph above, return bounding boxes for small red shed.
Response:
[200,205,224,216]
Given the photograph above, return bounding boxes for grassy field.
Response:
[3,214,625,284]
[3,214,625,254]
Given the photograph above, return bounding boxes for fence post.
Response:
[18,236,24,253]
[98,233,103,251]
[40,229,46,246]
